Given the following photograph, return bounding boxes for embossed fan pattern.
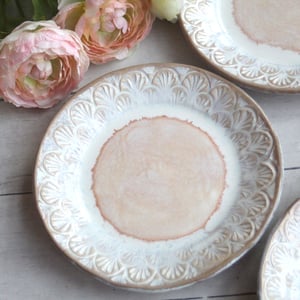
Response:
[35,64,282,290]
[260,199,300,299]
[180,0,300,92]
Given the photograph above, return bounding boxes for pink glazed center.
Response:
[233,0,300,52]
[92,116,226,241]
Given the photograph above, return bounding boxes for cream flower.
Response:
[151,0,184,23]
[0,20,89,108]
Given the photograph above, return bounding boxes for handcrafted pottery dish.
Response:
[180,0,300,93]
[259,199,300,299]
[34,63,282,291]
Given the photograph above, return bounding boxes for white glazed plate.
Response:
[180,0,300,93]
[34,63,282,291]
[259,199,300,299]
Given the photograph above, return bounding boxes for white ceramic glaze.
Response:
[180,0,300,92]
[259,199,300,300]
[34,63,282,291]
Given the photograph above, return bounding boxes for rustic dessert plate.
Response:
[34,63,282,291]
[180,0,300,93]
[259,199,300,299]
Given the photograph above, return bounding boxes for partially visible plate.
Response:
[259,199,300,299]
[34,63,282,291]
[180,0,300,93]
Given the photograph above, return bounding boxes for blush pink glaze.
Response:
[92,116,226,241]
[233,0,300,52]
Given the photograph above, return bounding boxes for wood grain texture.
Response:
[1,19,300,300]
[1,86,299,195]
[2,170,300,300]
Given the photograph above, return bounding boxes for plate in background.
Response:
[259,198,300,299]
[180,0,300,93]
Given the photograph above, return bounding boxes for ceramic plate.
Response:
[34,63,282,291]
[180,0,300,93]
[259,199,300,299]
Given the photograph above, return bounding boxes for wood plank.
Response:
[1,87,299,195]
[1,21,300,195]
[76,20,207,89]
[0,102,64,195]
[1,169,299,300]
[0,20,202,196]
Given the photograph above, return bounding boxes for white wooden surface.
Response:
[1,20,300,300]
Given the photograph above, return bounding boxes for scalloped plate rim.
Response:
[180,0,300,93]
[259,198,300,299]
[34,63,283,292]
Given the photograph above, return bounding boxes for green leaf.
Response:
[0,0,59,39]
[32,0,58,21]
[0,0,34,38]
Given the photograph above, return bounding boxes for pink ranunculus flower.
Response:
[0,20,90,108]
[54,0,155,64]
